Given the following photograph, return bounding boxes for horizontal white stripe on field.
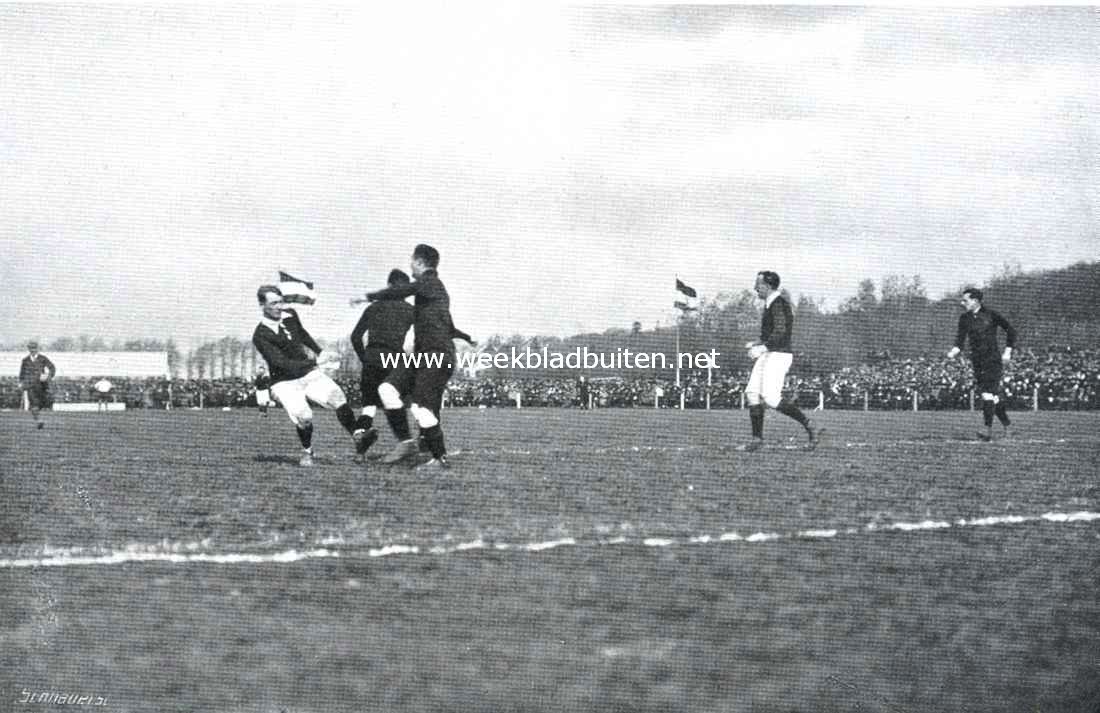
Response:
[1,511,1097,570]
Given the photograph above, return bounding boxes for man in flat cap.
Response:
[20,341,55,429]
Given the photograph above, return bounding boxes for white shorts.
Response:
[269,369,347,426]
[746,351,793,408]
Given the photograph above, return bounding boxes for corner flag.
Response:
[278,271,317,305]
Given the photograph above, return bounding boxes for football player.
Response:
[349,269,415,461]
[251,285,362,466]
[366,244,466,470]
[744,271,822,451]
[19,341,55,429]
[947,287,1017,441]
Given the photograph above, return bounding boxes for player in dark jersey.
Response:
[19,341,55,429]
[743,271,821,452]
[366,244,469,470]
[349,269,416,461]
[252,285,362,466]
[947,287,1017,441]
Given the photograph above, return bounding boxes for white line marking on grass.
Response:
[1,511,1097,570]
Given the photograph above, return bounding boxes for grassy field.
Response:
[1,408,1098,713]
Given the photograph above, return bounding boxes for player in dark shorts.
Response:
[350,269,416,461]
[366,244,472,470]
[19,341,55,429]
[947,287,1018,441]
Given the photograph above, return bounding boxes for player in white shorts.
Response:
[251,285,364,466]
[744,271,822,452]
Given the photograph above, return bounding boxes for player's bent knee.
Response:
[378,383,403,410]
[327,388,347,409]
[410,403,439,429]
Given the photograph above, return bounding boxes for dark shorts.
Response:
[972,360,1003,394]
[384,350,454,415]
[96,391,112,403]
[359,363,393,407]
[25,384,50,409]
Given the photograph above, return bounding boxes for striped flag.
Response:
[277,271,317,305]
[674,278,698,311]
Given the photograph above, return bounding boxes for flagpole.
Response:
[674,274,680,387]
[675,315,681,387]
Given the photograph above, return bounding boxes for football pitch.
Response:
[2,408,1098,713]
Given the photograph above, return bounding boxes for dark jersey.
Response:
[20,353,56,389]
[761,295,794,353]
[955,307,1017,366]
[251,309,322,385]
[368,269,457,354]
[351,297,415,368]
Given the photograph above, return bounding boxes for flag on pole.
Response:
[674,278,698,311]
[277,271,317,305]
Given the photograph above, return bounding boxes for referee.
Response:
[947,287,1017,441]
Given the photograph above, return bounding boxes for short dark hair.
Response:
[757,271,781,290]
[962,287,983,302]
[257,284,283,305]
[413,243,440,269]
[27,340,39,350]
[388,269,411,286]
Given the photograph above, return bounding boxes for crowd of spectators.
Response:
[2,347,1097,412]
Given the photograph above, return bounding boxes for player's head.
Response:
[27,340,38,355]
[411,243,440,277]
[754,271,780,298]
[387,269,411,287]
[257,285,286,320]
[960,287,983,313]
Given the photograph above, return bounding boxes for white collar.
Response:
[261,315,286,335]
[764,291,781,308]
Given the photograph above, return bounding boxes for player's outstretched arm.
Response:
[367,281,418,302]
[451,326,475,345]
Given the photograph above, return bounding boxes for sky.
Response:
[1,5,1097,350]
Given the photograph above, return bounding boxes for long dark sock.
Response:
[981,401,995,428]
[420,424,447,459]
[385,408,411,441]
[749,404,765,439]
[296,423,313,449]
[355,414,374,432]
[994,401,1010,426]
[335,404,358,435]
[776,399,809,428]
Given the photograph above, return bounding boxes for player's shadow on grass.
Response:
[253,454,308,465]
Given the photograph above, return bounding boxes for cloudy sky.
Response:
[1,5,1097,348]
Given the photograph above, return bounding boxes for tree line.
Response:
[6,261,1096,380]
